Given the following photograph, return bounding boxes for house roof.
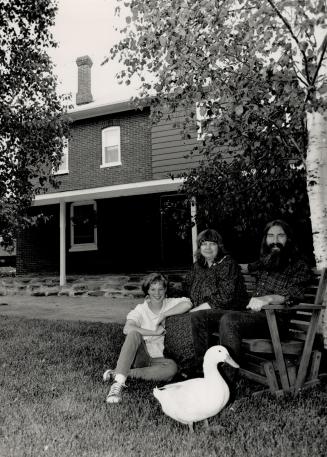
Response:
[68,97,139,121]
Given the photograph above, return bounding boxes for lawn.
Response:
[0,316,326,457]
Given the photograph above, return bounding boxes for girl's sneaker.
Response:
[106,382,125,404]
[103,369,115,382]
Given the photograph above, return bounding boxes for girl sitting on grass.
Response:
[103,272,192,404]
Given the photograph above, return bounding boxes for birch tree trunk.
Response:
[306,109,327,347]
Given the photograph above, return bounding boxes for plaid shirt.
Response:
[184,255,248,310]
[248,257,312,304]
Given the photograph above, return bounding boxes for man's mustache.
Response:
[269,243,284,251]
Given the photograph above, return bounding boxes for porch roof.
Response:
[33,178,184,206]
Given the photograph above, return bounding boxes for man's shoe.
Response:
[106,381,125,404]
[103,368,115,382]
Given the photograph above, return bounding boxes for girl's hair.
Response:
[141,272,168,296]
[195,229,227,266]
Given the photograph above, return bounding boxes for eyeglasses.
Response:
[200,240,218,247]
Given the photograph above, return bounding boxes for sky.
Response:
[50,0,139,104]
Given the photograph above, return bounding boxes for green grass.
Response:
[0,316,327,457]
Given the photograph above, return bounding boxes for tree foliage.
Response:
[0,0,70,248]
[109,0,327,255]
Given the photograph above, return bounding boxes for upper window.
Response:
[101,126,121,168]
[196,102,218,141]
[54,137,69,174]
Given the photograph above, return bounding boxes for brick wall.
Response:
[50,108,152,193]
[16,205,60,274]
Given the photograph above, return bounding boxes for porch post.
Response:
[191,197,198,263]
[59,201,66,286]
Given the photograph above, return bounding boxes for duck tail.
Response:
[153,387,160,400]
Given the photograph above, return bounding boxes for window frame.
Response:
[54,137,69,175]
[196,102,217,141]
[100,126,121,168]
[69,200,98,252]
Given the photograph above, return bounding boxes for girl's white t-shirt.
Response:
[126,297,190,358]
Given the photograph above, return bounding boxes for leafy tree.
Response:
[0,0,70,249]
[109,0,326,262]
[180,62,310,260]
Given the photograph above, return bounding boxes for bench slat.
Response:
[242,353,297,376]
[242,338,303,355]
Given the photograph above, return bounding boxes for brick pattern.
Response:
[51,109,152,192]
[76,55,93,105]
[16,206,60,275]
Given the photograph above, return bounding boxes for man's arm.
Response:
[247,260,312,312]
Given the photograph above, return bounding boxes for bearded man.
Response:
[219,219,312,384]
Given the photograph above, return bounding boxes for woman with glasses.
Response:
[165,229,248,379]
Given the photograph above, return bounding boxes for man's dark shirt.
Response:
[248,257,312,305]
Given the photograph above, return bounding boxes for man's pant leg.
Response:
[219,310,269,364]
[191,309,225,371]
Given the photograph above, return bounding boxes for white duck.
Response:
[153,345,239,432]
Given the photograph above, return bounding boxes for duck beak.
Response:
[225,354,239,368]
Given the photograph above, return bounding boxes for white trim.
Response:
[53,137,69,175]
[69,99,133,121]
[69,244,98,252]
[70,200,98,252]
[59,202,66,286]
[33,178,184,206]
[190,197,198,263]
[101,126,121,168]
[100,162,122,168]
[55,169,69,175]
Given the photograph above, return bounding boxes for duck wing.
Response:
[155,379,225,423]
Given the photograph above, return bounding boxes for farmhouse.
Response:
[16,56,201,284]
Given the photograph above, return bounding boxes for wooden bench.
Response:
[211,267,327,396]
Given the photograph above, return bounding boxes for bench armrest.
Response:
[261,303,325,311]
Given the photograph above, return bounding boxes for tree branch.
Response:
[311,33,327,87]
[266,0,311,84]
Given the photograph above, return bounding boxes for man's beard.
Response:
[262,243,290,271]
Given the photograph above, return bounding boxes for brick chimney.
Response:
[76,55,93,105]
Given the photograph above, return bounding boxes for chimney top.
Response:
[76,55,93,67]
[76,55,93,106]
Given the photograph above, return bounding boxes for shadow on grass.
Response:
[1,316,327,457]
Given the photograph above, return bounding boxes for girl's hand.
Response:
[154,325,166,336]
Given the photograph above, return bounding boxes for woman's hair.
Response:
[260,219,298,258]
[141,272,168,296]
[195,229,227,266]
